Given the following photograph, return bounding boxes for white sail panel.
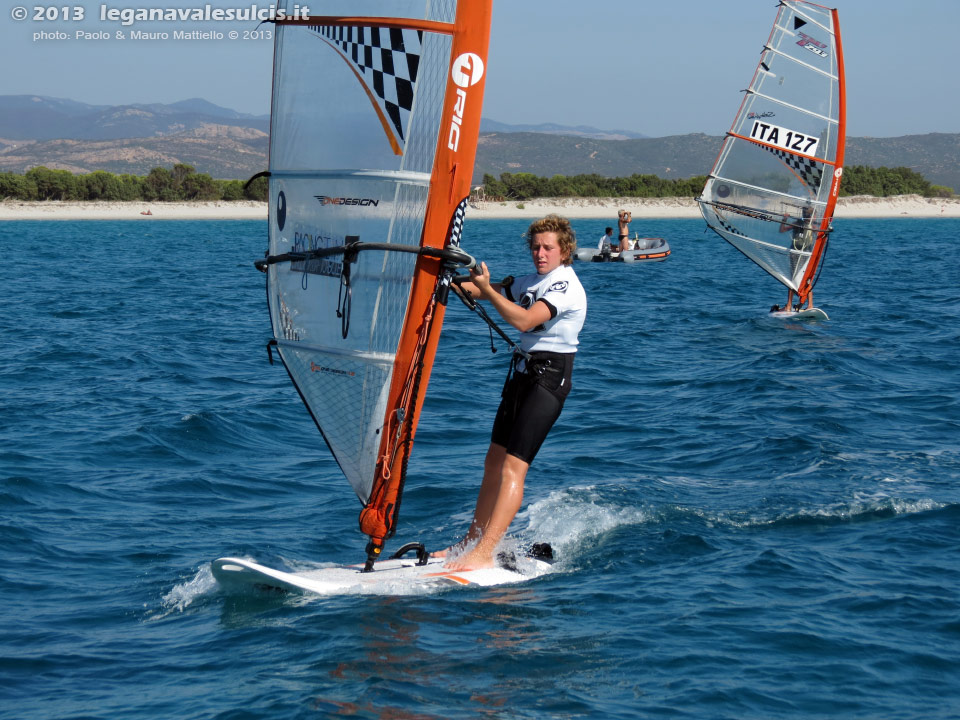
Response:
[699,0,844,294]
[269,178,428,499]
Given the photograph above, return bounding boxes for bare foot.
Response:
[444,549,495,572]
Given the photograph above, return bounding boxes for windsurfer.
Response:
[438,215,587,571]
[778,205,815,310]
[618,209,632,251]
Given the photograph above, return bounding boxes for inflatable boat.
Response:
[575,236,670,263]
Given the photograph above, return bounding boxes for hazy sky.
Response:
[2,0,957,137]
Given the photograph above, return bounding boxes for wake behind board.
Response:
[770,307,829,320]
[212,552,552,596]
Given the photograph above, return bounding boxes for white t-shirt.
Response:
[503,264,587,354]
[597,233,613,250]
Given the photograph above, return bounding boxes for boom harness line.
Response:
[451,276,531,362]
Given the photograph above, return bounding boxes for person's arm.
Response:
[453,275,501,299]
[779,214,793,233]
[469,263,551,332]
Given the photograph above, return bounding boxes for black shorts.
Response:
[491,351,574,464]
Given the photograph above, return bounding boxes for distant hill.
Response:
[844,134,960,192]
[476,131,717,182]
[0,124,268,179]
[0,95,270,179]
[0,95,269,140]
[1,96,957,191]
[480,118,647,141]
[474,131,960,192]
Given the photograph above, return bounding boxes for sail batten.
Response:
[698,0,845,304]
[275,340,395,365]
[764,46,839,79]
[278,16,455,35]
[709,177,801,202]
[269,170,433,183]
[748,91,838,123]
[262,0,492,562]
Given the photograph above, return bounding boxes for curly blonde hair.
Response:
[524,214,576,266]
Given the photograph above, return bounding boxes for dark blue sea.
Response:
[1,216,958,720]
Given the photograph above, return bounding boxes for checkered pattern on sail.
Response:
[763,145,824,194]
[448,197,468,248]
[312,24,422,143]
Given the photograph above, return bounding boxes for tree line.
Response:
[0,164,268,202]
[838,165,952,198]
[0,163,951,203]
[482,166,953,201]
[481,173,707,201]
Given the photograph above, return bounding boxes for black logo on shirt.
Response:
[549,281,568,293]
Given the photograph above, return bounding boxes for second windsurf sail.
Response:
[698,0,846,308]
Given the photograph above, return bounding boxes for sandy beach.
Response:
[469,195,960,219]
[1,195,958,221]
[0,200,267,221]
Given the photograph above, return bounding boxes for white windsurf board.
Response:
[770,307,829,320]
[212,554,552,596]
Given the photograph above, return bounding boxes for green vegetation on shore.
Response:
[0,164,951,203]
[481,166,953,201]
[481,173,707,201]
[837,166,953,198]
[0,164,268,202]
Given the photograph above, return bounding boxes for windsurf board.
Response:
[770,307,829,320]
[212,553,552,596]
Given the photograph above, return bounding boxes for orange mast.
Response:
[798,6,846,307]
[357,2,493,567]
